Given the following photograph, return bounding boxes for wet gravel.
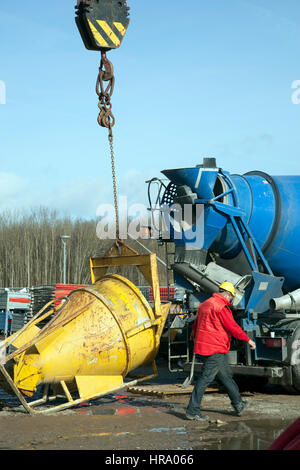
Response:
[0,362,299,450]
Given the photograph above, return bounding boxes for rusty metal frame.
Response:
[22,362,159,415]
[90,241,162,317]
[0,296,68,358]
[0,361,159,415]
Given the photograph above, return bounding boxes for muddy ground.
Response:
[0,359,299,452]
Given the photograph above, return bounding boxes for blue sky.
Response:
[0,0,299,218]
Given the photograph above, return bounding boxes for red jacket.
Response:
[193,292,250,356]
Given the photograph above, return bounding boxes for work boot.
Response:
[185,412,209,421]
[234,400,250,416]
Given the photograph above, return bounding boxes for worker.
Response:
[185,281,256,421]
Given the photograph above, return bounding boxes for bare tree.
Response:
[0,208,173,288]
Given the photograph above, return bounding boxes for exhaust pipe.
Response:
[270,288,300,312]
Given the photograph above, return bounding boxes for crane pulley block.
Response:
[75,0,130,51]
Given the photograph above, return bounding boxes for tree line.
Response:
[0,208,173,288]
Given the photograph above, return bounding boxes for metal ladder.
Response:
[167,311,190,373]
[161,241,191,372]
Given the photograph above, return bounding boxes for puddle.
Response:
[196,419,295,450]
[149,426,186,433]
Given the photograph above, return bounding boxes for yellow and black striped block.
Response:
[87,19,128,49]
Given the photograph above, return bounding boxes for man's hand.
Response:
[248,339,256,350]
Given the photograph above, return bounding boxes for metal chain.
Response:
[96,52,115,125]
[96,52,120,239]
[108,127,120,239]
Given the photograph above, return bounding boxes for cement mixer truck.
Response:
[148,158,300,393]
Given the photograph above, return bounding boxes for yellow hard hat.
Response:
[219,281,235,297]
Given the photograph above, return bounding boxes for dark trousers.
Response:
[186,353,242,416]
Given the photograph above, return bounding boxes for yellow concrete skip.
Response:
[0,243,171,414]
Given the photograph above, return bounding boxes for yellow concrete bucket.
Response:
[0,242,170,414]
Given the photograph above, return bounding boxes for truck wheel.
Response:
[290,326,300,392]
[283,320,300,393]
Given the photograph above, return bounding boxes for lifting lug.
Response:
[100,51,114,81]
